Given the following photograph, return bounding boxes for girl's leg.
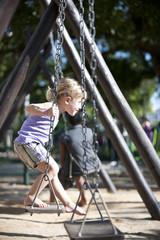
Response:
[25,158,85,215]
[24,174,48,207]
[24,159,59,207]
[51,176,86,215]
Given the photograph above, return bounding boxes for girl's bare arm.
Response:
[25,102,58,116]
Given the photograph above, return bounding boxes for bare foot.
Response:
[65,204,86,215]
[24,196,48,208]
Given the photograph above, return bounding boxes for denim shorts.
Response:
[14,142,47,171]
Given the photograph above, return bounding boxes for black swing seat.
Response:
[64,220,124,240]
[25,202,66,214]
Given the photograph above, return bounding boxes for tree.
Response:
[0,0,159,118]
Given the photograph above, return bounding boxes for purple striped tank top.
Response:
[14,114,59,145]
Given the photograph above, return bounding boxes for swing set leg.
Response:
[70,180,104,223]
[65,180,123,239]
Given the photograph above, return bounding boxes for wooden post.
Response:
[0,1,58,129]
[24,30,55,87]
[0,0,20,41]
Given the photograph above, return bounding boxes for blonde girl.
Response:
[14,78,86,215]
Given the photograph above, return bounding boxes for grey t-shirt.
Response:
[59,124,100,176]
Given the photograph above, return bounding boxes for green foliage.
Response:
[0,1,41,83]
[0,0,159,127]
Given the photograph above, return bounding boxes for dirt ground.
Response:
[0,161,160,240]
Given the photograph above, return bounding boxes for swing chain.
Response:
[88,0,100,186]
[45,0,66,177]
[55,0,67,82]
[79,0,88,180]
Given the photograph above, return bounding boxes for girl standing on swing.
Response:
[14,77,86,215]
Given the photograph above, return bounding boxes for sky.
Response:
[150,92,160,112]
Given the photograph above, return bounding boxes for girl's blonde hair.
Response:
[46,78,86,102]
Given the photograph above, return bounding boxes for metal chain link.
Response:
[55,0,67,82]
[88,0,100,187]
[45,0,67,177]
[79,0,88,181]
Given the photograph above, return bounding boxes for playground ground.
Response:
[0,156,160,240]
